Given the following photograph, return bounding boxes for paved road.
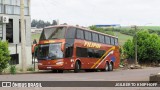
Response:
[0,67,159,90]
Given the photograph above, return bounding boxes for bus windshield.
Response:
[40,27,66,40]
[37,43,63,60]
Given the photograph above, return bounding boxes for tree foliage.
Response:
[31,19,57,28]
[0,41,11,73]
[123,30,160,64]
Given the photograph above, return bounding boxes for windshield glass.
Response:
[37,43,63,60]
[40,27,66,40]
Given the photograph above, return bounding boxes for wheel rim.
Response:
[105,63,108,70]
[110,63,113,70]
[77,63,80,69]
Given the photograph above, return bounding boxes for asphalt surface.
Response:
[0,67,159,90]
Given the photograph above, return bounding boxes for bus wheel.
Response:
[109,62,113,71]
[101,62,109,71]
[74,61,81,73]
[57,70,63,73]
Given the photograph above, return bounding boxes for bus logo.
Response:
[84,41,101,48]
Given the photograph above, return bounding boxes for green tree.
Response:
[0,41,11,73]
[123,30,160,64]
[52,20,57,25]
[123,39,134,59]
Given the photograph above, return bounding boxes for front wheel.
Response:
[74,61,81,73]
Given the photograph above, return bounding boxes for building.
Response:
[95,24,121,28]
[0,0,32,67]
[31,27,43,34]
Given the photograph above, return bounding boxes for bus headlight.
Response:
[38,63,43,65]
[70,59,74,62]
[56,62,64,65]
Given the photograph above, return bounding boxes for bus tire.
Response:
[109,62,113,71]
[57,70,63,73]
[101,62,109,71]
[74,61,81,73]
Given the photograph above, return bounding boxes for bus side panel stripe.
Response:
[91,46,115,69]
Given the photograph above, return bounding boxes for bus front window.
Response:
[37,43,63,60]
[40,27,66,40]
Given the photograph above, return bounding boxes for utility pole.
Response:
[132,25,138,65]
[20,0,26,72]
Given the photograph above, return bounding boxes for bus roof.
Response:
[44,25,118,38]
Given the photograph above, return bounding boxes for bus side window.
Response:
[111,37,115,45]
[87,49,94,58]
[76,29,84,40]
[115,38,118,46]
[99,34,105,43]
[92,33,99,42]
[76,47,88,57]
[84,31,92,41]
[105,36,111,44]
[65,27,76,39]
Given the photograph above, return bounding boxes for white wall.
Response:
[0,14,32,68]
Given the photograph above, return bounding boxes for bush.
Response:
[123,30,160,64]
[0,41,11,73]
[27,67,34,71]
[10,65,16,74]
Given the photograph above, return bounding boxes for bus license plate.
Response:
[47,67,52,69]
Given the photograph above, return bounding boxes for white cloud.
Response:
[31,0,160,26]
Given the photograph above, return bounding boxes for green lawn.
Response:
[138,26,160,30]
[114,32,133,46]
[32,33,41,43]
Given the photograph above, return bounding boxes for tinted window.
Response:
[76,47,105,58]
[105,36,111,44]
[92,33,98,42]
[76,29,84,39]
[65,39,74,57]
[76,47,88,57]
[115,38,118,45]
[88,49,94,58]
[84,31,92,41]
[65,27,76,39]
[65,45,73,57]
[111,37,115,45]
[99,34,105,43]
[40,27,66,40]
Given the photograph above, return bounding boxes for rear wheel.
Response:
[74,61,81,73]
[109,62,113,71]
[101,62,109,71]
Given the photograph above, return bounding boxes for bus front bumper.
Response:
[38,62,64,70]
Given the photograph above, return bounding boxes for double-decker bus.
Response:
[37,25,120,73]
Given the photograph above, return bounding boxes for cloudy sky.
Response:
[31,0,160,26]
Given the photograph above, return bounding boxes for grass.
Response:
[138,26,160,30]
[114,32,133,46]
[32,33,41,43]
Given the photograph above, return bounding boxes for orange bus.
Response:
[37,25,120,73]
